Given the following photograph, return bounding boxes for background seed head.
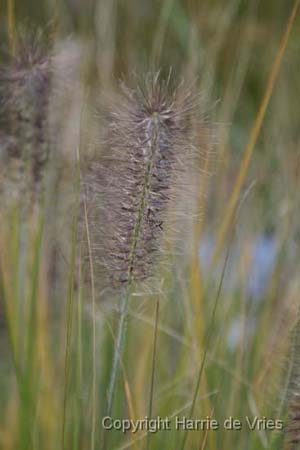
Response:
[0,29,52,198]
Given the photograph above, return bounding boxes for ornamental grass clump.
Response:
[82,72,207,421]
[0,30,52,199]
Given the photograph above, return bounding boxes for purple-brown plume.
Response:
[83,73,203,292]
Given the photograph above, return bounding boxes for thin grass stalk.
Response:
[182,180,255,449]
[180,236,231,450]
[150,0,175,67]
[199,407,214,450]
[0,208,22,380]
[61,82,89,450]
[101,291,130,450]
[26,211,45,377]
[146,295,160,450]
[0,210,37,448]
[122,372,139,450]
[20,212,45,450]
[62,173,80,450]
[74,251,83,450]
[106,291,130,418]
[99,301,138,449]
[83,187,97,450]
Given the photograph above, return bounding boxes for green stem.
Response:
[146,295,160,450]
[106,292,130,418]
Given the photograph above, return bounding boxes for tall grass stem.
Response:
[83,187,97,450]
[62,172,80,450]
[146,295,160,450]
[180,239,231,450]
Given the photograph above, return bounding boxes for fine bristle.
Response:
[82,73,203,292]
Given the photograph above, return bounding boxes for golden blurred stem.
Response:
[212,0,300,266]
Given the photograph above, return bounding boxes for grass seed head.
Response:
[0,29,52,197]
[83,72,205,293]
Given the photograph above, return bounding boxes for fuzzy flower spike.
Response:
[0,30,52,198]
[85,72,201,292]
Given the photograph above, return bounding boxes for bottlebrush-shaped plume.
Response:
[0,30,52,194]
[83,73,205,291]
